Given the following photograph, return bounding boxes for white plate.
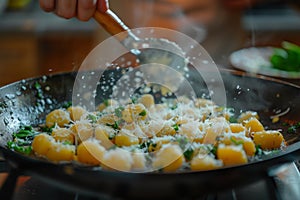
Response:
[229,47,300,79]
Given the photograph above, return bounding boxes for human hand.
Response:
[39,0,109,21]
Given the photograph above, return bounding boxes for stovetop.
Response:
[0,162,298,200]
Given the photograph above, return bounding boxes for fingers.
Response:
[55,0,77,19]
[39,0,55,12]
[39,0,109,21]
[77,0,97,21]
[97,0,109,12]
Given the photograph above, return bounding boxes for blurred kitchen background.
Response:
[0,0,300,86]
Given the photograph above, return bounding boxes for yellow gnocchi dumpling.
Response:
[94,125,114,149]
[242,138,256,156]
[97,114,118,125]
[217,144,248,166]
[221,136,256,157]
[70,122,94,143]
[77,139,106,165]
[45,109,71,128]
[51,128,74,144]
[244,117,264,134]
[229,123,246,133]
[101,148,133,172]
[194,98,215,108]
[139,94,155,108]
[46,143,75,162]
[253,130,284,150]
[114,131,139,147]
[67,106,87,121]
[152,144,184,172]
[203,117,229,144]
[190,154,222,171]
[238,111,259,123]
[131,151,147,171]
[32,133,54,156]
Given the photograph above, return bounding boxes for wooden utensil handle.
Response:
[94,10,128,35]
[94,10,139,42]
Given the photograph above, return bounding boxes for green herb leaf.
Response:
[34,82,44,99]
[139,110,147,116]
[255,145,264,156]
[270,42,300,72]
[130,96,138,104]
[210,146,218,155]
[13,126,37,139]
[285,121,300,134]
[114,106,124,118]
[103,99,109,106]
[7,141,32,155]
[170,104,178,110]
[287,125,297,134]
[87,114,97,123]
[62,141,72,145]
[41,125,55,133]
[229,116,238,123]
[183,147,194,161]
[62,101,72,109]
[172,124,179,131]
[106,121,120,130]
[34,82,41,90]
[230,137,244,145]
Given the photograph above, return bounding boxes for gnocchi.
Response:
[10,93,286,172]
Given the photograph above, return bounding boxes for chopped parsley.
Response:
[13,126,37,139]
[172,124,179,131]
[41,124,55,133]
[106,121,120,130]
[7,141,32,155]
[229,116,238,123]
[286,121,300,134]
[183,147,194,161]
[170,104,178,110]
[103,99,109,106]
[230,137,244,145]
[87,114,97,123]
[62,141,73,145]
[114,106,125,118]
[62,101,72,109]
[130,96,138,104]
[255,145,264,156]
[34,82,44,99]
[139,110,147,116]
[288,126,297,134]
[210,146,218,156]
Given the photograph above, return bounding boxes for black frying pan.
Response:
[0,68,300,199]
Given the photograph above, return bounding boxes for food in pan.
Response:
[7,94,286,172]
